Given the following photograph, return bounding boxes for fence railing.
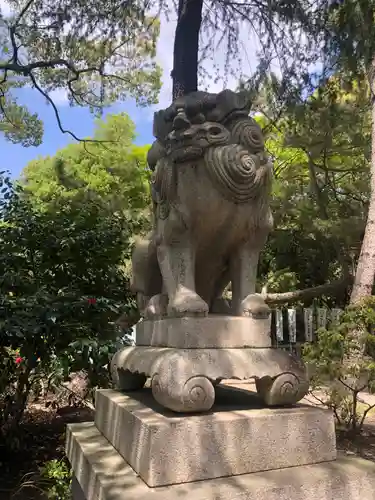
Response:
[271,307,343,351]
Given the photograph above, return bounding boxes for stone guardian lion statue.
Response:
[131,89,273,320]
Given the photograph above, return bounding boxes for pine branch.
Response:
[264,276,353,305]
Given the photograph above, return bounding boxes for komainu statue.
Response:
[131,89,273,320]
[111,90,309,413]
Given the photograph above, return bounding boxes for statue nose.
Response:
[173,109,191,131]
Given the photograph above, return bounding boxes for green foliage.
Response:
[22,113,152,222]
[39,459,72,500]
[256,74,370,303]
[0,113,152,437]
[0,170,135,437]
[0,81,43,146]
[303,297,375,432]
[0,0,161,143]
[21,114,153,283]
[323,1,375,76]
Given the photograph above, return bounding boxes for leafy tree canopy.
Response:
[0,0,162,145]
[22,113,152,221]
[257,73,370,303]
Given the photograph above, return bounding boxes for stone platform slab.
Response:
[94,388,336,487]
[135,315,271,348]
[66,422,375,500]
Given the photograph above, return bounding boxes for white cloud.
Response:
[0,0,12,17]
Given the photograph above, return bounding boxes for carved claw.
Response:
[167,286,209,318]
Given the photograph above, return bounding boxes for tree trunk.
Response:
[350,73,375,304]
[171,0,204,99]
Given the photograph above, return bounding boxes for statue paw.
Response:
[168,286,209,317]
[240,293,270,319]
[144,294,168,319]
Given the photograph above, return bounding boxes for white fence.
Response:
[271,307,343,349]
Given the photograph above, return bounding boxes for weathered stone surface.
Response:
[94,388,336,487]
[67,422,375,500]
[110,345,309,412]
[72,477,85,500]
[135,315,271,348]
[131,89,273,320]
[110,90,310,414]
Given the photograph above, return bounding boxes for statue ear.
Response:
[147,140,166,171]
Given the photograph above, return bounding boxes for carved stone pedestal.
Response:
[110,316,309,413]
[94,388,337,486]
[66,387,375,500]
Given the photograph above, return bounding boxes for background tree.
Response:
[0,113,153,438]
[0,0,161,144]
[22,112,153,280]
[257,74,371,304]
[0,170,136,437]
[245,0,375,305]
[22,113,151,216]
[165,0,319,100]
[319,0,375,305]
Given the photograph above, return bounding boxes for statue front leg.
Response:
[156,207,209,318]
[230,225,271,318]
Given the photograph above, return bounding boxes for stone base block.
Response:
[94,388,336,487]
[66,422,375,500]
[135,315,272,348]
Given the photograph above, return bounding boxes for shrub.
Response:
[39,459,72,500]
[0,172,136,440]
[16,459,72,499]
[303,297,375,433]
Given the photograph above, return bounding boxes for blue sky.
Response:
[0,1,261,180]
[2,87,156,179]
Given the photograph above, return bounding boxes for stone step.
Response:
[66,421,375,500]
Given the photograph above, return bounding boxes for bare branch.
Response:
[16,0,36,25]
[359,403,375,428]
[0,58,95,75]
[264,276,353,305]
[7,0,36,66]
[28,71,112,144]
[338,377,360,393]
[0,69,7,85]
[9,26,19,65]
